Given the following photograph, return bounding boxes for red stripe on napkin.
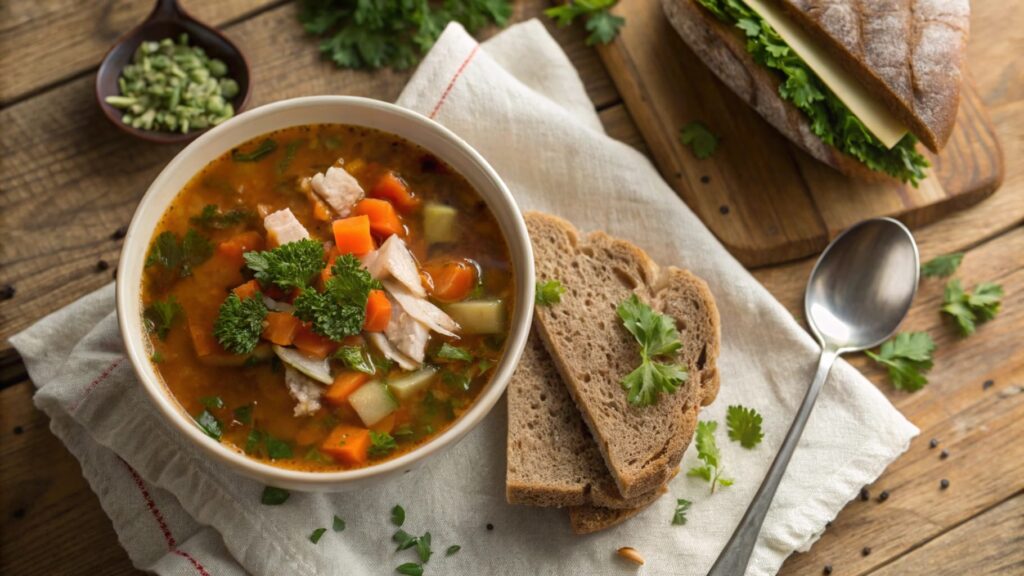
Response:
[430,44,481,119]
[67,358,124,413]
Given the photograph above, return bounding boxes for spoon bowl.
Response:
[805,218,920,351]
[95,0,251,144]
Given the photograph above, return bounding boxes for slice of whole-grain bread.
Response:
[567,484,669,535]
[526,212,721,500]
[506,332,667,510]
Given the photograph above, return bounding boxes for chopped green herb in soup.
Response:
[141,124,514,471]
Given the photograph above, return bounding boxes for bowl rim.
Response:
[116,95,534,488]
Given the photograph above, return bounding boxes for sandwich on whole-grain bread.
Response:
[505,212,721,533]
[662,0,970,185]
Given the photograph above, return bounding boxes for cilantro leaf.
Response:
[369,430,397,458]
[213,292,268,354]
[333,515,346,532]
[545,0,623,46]
[672,498,692,525]
[335,345,376,374]
[616,294,688,407]
[195,410,222,440]
[266,434,293,459]
[921,253,964,278]
[865,332,935,391]
[446,544,461,556]
[392,505,405,527]
[941,279,1003,337]
[693,0,929,184]
[396,564,423,576]
[146,229,213,277]
[299,0,510,71]
[726,405,764,448]
[243,238,325,290]
[293,254,379,341]
[233,404,253,425]
[393,529,417,551]
[261,486,290,505]
[680,121,719,159]
[144,296,183,340]
[687,420,732,493]
[190,204,256,229]
[535,279,566,306]
[435,342,474,363]
[416,531,432,563]
[309,527,327,544]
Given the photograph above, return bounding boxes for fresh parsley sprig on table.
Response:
[298,0,511,70]
[617,294,689,407]
[726,405,764,448]
[865,332,935,392]
[680,121,719,159]
[293,254,382,341]
[687,420,733,493]
[672,498,692,525]
[921,252,964,278]
[535,279,566,306]
[243,238,325,290]
[546,0,625,46]
[942,279,1003,337]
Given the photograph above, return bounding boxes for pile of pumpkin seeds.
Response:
[105,34,239,133]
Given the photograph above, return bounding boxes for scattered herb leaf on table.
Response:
[865,331,935,391]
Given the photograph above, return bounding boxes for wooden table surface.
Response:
[1,1,1021,575]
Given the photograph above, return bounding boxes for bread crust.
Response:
[661,0,915,180]
[525,212,721,500]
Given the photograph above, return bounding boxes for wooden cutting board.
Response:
[595,0,1004,267]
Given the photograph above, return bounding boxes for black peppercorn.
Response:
[13,426,23,435]
[0,284,15,300]
[823,565,833,575]
[719,205,730,215]
[929,438,939,449]
[860,487,870,501]
[878,490,889,502]
[940,449,949,460]
[486,523,494,531]
[982,379,994,390]
[96,259,110,272]
[701,175,711,184]
[862,547,872,557]
[111,226,128,240]
[940,479,950,490]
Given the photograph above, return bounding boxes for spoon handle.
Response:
[707,347,838,576]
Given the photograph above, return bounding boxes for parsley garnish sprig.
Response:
[546,1,625,46]
[213,292,268,354]
[680,121,719,159]
[921,253,964,278]
[243,238,324,291]
[293,254,381,341]
[942,279,1003,337]
[865,332,935,392]
[725,405,764,448]
[616,294,689,407]
[687,420,733,493]
[535,279,566,306]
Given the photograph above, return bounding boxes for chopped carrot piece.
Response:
[293,323,337,359]
[232,279,261,300]
[262,312,300,346]
[370,413,396,434]
[353,198,403,238]
[217,231,264,266]
[324,372,371,407]
[363,290,392,332]
[332,215,375,255]
[188,317,222,358]
[423,259,477,302]
[370,171,420,212]
[321,425,371,466]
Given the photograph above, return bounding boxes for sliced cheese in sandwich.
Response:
[744,0,907,148]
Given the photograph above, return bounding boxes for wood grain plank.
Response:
[0,0,281,104]
[0,0,613,353]
[0,381,139,576]
[868,494,1024,576]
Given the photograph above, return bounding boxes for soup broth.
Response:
[141,124,513,471]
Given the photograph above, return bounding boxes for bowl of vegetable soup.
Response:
[117,96,534,491]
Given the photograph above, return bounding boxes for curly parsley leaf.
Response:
[545,0,624,46]
[435,342,474,363]
[617,294,689,407]
[260,486,290,505]
[190,204,256,229]
[680,121,719,159]
[672,498,692,525]
[535,279,567,306]
[335,345,376,374]
[293,255,380,341]
[146,229,213,277]
[214,292,268,354]
[865,332,935,392]
[921,253,964,278]
[299,0,511,71]
[144,296,183,340]
[694,0,929,184]
[941,279,1003,337]
[369,430,398,458]
[726,405,764,448]
[243,238,325,290]
[687,420,733,493]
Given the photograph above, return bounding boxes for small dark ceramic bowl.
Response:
[95,0,252,144]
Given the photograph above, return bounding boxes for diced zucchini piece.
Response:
[389,367,439,400]
[273,345,332,384]
[348,381,397,426]
[423,202,458,244]
[443,300,505,334]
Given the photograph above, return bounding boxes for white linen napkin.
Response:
[11,20,917,576]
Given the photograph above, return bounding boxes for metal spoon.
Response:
[707,217,919,576]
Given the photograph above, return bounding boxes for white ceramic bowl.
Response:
[117,96,534,492]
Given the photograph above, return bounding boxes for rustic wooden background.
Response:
[1,1,1022,575]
